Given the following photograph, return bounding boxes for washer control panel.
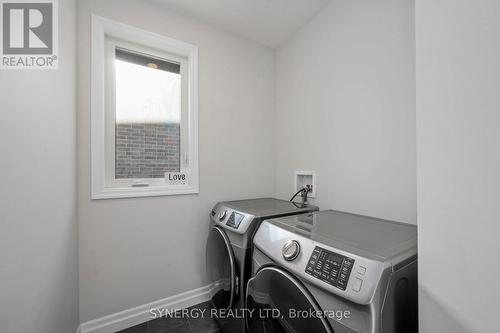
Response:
[305,246,355,291]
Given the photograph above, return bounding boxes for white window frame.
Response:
[91,15,199,199]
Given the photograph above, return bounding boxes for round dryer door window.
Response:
[206,226,237,310]
[246,266,333,333]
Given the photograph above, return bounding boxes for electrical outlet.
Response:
[294,171,316,198]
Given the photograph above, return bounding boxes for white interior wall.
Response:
[274,0,417,224]
[416,1,500,332]
[78,0,275,322]
[0,1,79,332]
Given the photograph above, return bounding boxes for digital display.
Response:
[323,252,343,268]
[226,212,244,229]
[234,213,244,226]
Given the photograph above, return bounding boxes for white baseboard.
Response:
[79,284,214,333]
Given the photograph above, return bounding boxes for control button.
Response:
[343,259,353,267]
[358,266,366,275]
[353,278,363,292]
[336,280,347,290]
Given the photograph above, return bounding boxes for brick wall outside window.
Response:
[115,123,180,178]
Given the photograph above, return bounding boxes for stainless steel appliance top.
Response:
[220,197,318,218]
[266,209,417,262]
[212,198,318,236]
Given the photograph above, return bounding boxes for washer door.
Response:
[206,226,237,310]
[246,266,333,333]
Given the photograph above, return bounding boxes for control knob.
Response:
[218,210,227,221]
[282,240,301,261]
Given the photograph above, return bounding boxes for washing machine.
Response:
[206,198,319,333]
[246,210,418,333]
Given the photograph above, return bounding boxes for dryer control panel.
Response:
[305,246,355,291]
[226,212,245,229]
[211,204,255,235]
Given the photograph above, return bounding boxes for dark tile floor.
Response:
[116,302,220,333]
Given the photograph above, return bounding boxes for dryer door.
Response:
[246,266,333,333]
[206,226,237,310]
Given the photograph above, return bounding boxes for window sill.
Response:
[91,185,199,200]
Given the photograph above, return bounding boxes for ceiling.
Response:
[150,0,330,48]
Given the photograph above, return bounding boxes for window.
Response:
[91,16,198,199]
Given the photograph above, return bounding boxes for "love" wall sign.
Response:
[165,172,189,185]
